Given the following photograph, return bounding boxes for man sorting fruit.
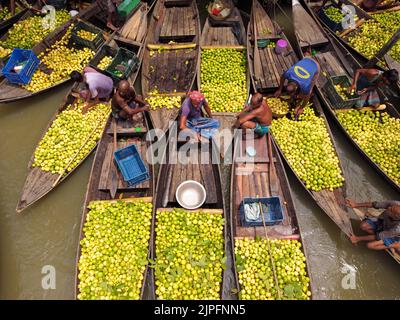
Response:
[111,80,150,121]
[349,68,398,110]
[233,93,272,138]
[274,52,320,116]
[346,198,400,253]
[70,67,114,108]
[179,91,220,140]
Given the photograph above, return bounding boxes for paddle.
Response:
[252,2,262,88]
[255,197,282,300]
[267,132,279,196]
[109,117,118,199]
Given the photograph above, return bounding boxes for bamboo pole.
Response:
[365,27,400,68]
[147,43,197,50]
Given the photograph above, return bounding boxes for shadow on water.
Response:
[0,0,398,299]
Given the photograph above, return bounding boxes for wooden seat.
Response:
[106,117,147,135]
[148,48,197,93]
[159,7,196,41]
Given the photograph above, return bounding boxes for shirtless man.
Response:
[111,80,150,121]
[233,93,272,138]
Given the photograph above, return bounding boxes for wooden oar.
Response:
[253,2,262,88]
[256,196,282,300]
[267,132,279,195]
[109,118,118,199]
[52,116,105,187]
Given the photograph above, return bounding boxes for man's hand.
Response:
[350,235,359,245]
[348,85,356,94]
[294,106,304,116]
[345,198,357,208]
[274,89,282,98]
[107,22,118,32]
[358,88,368,95]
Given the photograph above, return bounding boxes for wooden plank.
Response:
[187,4,195,36]
[192,162,201,184]
[98,143,113,190]
[176,9,184,37]
[260,48,273,87]
[266,48,280,87]
[199,163,217,204]
[169,163,180,202]
[160,9,171,37]
[157,208,223,214]
[201,45,246,50]
[91,197,153,205]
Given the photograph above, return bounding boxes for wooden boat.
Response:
[16,4,149,213]
[0,3,107,104]
[230,132,314,299]
[74,5,153,299]
[146,137,228,299]
[197,1,250,131]
[293,0,400,193]
[304,0,400,67]
[247,0,297,93]
[141,0,200,132]
[0,1,30,36]
[249,0,353,237]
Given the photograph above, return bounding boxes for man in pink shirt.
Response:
[70,67,114,107]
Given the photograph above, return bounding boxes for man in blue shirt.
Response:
[274,51,320,116]
[346,198,400,253]
[179,91,219,140]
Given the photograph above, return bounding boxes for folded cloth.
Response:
[356,89,380,108]
[186,117,220,139]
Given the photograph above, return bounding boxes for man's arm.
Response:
[346,198,374,209]
[179,115,188,130]
[234,109,259,127]
[372,200,400,210]
[350,234,376,244]
[274,75,286,97]
[350,69,374,91]
[203,100,212,118]
[378,225,400,241]
[134,95,150,110]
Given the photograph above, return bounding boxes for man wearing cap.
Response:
[179,91,220,140]
[70,67,114,111]
[274,51,320,116]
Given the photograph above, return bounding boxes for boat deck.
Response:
[233,137,298,239]
[148,48,197,93]
[293,1,328,47]
[201,8,245,46]
[249,0,297,91]
[165,145,219,205]
[159,6,197,42]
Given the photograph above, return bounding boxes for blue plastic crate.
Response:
[1,49,39,85]
[114,144,150,187]
[239,197,283,227]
